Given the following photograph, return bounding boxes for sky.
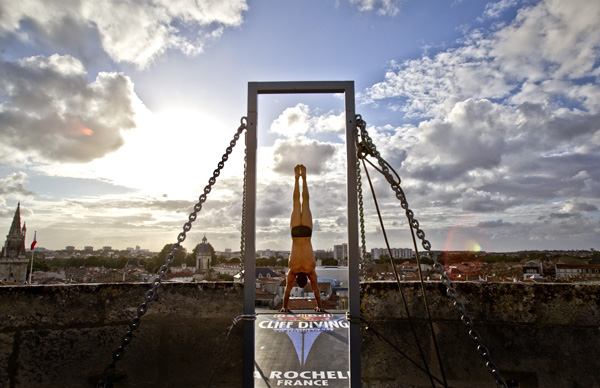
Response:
[0,0,599,253]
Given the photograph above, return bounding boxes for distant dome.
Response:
[197,244,212,255]
[197,235,211,256]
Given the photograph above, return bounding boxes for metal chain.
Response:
[356,160,368,280]
[354,114,507,388]
[96,117,248,388]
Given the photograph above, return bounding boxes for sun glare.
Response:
[54,108,245,199]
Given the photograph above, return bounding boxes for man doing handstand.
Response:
[279,164,324,312]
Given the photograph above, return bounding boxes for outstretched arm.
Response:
[279,271,296,312]
[308,271,324,312]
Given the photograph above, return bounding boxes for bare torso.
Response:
[289,237,316,274]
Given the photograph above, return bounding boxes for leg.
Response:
[308,271,324,312]
[290,165,302,228]
[279,270,296,312]
[299,165,313,229]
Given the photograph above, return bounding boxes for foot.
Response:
[294,165,301,179]
[300,164,306,179]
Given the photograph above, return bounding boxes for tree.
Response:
[376,254,390,264]
[144,244,189,273]
[321,258,338,266]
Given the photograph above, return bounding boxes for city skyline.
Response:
[1,0,599,253]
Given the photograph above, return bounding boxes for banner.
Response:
[255,313,350,387]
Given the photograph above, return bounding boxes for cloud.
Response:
[0,0,249,69]
[477,219,513,228]
[269,104,345,138]
[479,0,518,20]
[348,0,403,16]
[360,0,600,234]
[460,188,520,213]
[335,215,347,227]
[364,0,600,117]
[408,99,510,181]
[272,137,337,175]
[0,172,36,197]
[0,171,35,219]
[0,54,140,164]
[492,0,600,80]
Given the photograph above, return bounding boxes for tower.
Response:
[1,203,29,283]
[194,235,212,281]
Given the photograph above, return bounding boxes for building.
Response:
[0,204,29,283]
[333,243,348,265]
[523,260,544,280]
[255,267,280,279]
[371,247,414,260]
[194,235,212,281]
[555,263,600,279]
[213,264,241,277]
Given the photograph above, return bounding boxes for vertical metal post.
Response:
[343,83,361,388]
[243,83,258,387]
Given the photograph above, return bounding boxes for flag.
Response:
[30,231,37,251]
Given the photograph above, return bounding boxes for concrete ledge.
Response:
[1,281,599,387]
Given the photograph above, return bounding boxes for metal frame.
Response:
[244,81,360,387]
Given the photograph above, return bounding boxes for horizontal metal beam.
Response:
[248,81,354,96]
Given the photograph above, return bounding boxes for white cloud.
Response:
[0,54,140,164]
[348,0,403,16]
[269,104,345,138]
[492,0,600,80]
[0,172,35,197]
[358,0,600,251]
[0,0,248,69]
[365,0,600,117]
[480,0,518,20]
[272,137,337,175]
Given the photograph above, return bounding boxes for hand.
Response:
[279,307,291,312]
[314,306,325,312]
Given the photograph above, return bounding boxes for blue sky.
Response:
[0,0,599,253]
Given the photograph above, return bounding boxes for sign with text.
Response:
[255,313,350,387]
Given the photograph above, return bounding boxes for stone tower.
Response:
[1,203,29,283]
[194,235,212,281]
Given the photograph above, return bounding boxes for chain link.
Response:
[96,118,248,388]
[354,115,507,388]
[356,161,368,280]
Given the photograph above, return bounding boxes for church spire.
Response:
[9,203,22,236]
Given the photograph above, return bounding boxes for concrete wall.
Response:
[0,283,244,388]
[0,281,599,387]
[361,282,600,388]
